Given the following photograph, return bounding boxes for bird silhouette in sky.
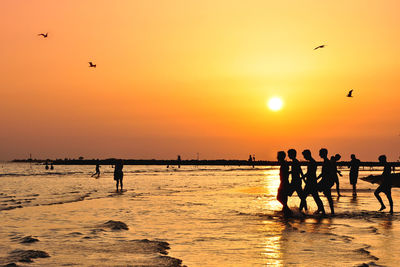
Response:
[38,33,48,38]
[347,89,353,97]
[88,62,96,68]
[314,45,325,50]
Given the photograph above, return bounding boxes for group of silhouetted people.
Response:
[277,148,394,216]
[45,162,54,170]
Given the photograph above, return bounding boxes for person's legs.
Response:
[374,186,386,211]
[296,187,307,211]
[352,184,357,196]
[323,189,334,214]
[116,180,119,191]
[385,188,393,214]
[336,180,341,196]
[277,188,285,207]
[312,192,325,214]
[120,179,123,191]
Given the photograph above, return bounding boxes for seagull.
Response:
[38,33,48,38]
[347,89,353,97]
[314,45,325,50]
[88,62,96,68]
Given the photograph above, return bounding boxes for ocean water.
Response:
[0,163,398,266]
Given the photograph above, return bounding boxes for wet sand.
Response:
[0,198,184,266]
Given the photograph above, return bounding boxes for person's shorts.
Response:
[114,172,123,180]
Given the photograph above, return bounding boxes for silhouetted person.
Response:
[114,160,124,192]
[302,149,325,215]
[50,163,54,170]
[288,149,307,212]
[177,155,181,168]
[45,162,49,170]
[276,151,292,216]
[91,161,101,178]
[349,154,360,197]
[374,155,393,214]
[331,154,342,197]
[317,148,335,214]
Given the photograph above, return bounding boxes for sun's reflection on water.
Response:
[259,169,284,265]
[262,169,281,211]
[261,220,284,266]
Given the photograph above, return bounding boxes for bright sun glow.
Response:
[267,97,283,111]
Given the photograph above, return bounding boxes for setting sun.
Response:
[267,97,283,111]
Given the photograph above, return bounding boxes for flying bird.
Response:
[347,89,353,97]
[314,45,325,50]
[38,33,48,38]
[88,62,96,68]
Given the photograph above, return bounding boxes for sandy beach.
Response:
[0,163,399,266]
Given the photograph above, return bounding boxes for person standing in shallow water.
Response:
[288,149,307,212]
[349,154,360,197]
[91,160,101,178]
[374,155,393,214]
[276,151,292,216]
[114,160,124,192]
[317,148,335,215]
[330,154,342,197]
[302,150,325,215]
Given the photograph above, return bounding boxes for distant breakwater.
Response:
[11,159,400,167]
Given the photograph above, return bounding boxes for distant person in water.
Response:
[317,148,335,214]
[288,149,307,212]
[45,162,49,170]
[374,155,393,214]
[302,149,325,215]
[276,151,292,216]
[91,161,101,178]
[330,154,342,197]
[114,160,124,192]
[349,154,360,197]
[50,163,54,170]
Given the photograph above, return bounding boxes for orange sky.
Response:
[1,0,399,161]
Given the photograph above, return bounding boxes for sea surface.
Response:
[0,163,399,266]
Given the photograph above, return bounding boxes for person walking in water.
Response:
[114,160,124,192]
[288,149,307,212]
[302,149,325,215]
[276,151,292,216]
[317,148,335,215]
[349,154,360,197]
[330,154,342,197]
[91,161,101,178]
[374,155,393,214]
